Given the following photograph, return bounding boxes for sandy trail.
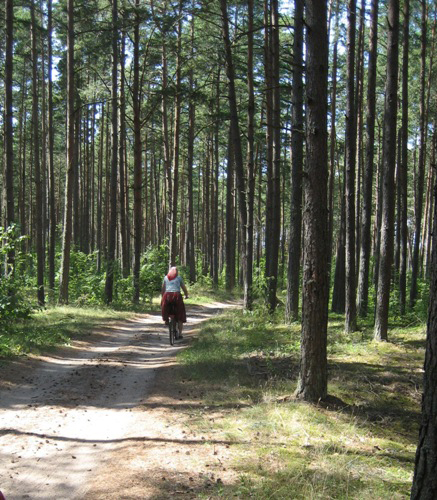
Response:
[0,303,230,499]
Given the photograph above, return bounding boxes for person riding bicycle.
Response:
[161,266,189,338]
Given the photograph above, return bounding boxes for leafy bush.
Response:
[66,251,105,304]
[140,244,169,302]
[0,225,34,322]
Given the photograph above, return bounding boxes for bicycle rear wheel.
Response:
[169,317,176,345]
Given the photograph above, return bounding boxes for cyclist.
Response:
[161,266,189,338]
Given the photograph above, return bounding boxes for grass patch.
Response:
[177,305,422,499]
[0,306,133,358]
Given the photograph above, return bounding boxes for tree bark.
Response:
[105,0,119,304]
[328,0,339,281]
[132,0,142,303]
[47,0,56,293]
[119,29,129,277]
[295,0,329,402]
[410,0,428,307]
[186,4,196,283]
[30,0,45,306]
[225,125,236,291]
[265,0,281,313]
[374,0,399,341]
[4,0,15,271]
[410,172,437,500]
[332,173,346,313]
[245,0,255,310]
[170,1,183,267]
[345,0,357,332]
[97,103,104,273]
[161,41,172,259]
[59,0,75,304]
[286,0,304,322]
[357,0,379,317]
[220,0,247,298]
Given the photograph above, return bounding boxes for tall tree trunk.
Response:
[345,0,357,332]
[354,0,365,282]
[83,108,90,254]
[245,0,255,310]
[357,0,379,317]
[105,0,119,304]
[72,106,81,248]
[295,0,329,402]
[213,82,220,287]
[225,125,236,291]
[220,0,247,299]
[161,42,171,257]
[374,0,399,341]
[286,0,304,322]
[40,11,48,260]
[4,0,15,271]
[264,0,273,275]
[59,0,75,304]
[265,0,281,313]
[410,170,437,499]
[410,0,428,307]
[424,130,436,278]
[103,101,110,260]
[30,0,45,306]
[47,0,56,293]
[132,0,142,303]
[18,69,28,248]
[97,103,104,273]
[421,20,436,277]
[332,171,346,313]
[395,128,402,274]
[170,1,183,267]
[90,103,96,253]
[373,128,383,291]
[119,29,129,277]
[186,4,196,283]
[328,1,339,280]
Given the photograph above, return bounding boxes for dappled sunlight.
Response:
[170,305,423,498]
[1,301,251,498]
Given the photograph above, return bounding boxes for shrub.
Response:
[0,225,34,322]
[66,251,105,304]
[140,244,169,302]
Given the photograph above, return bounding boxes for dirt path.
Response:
[0,302,237,499]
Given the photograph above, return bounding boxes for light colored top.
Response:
[163,275,184,293]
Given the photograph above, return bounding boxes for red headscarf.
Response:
[167,266,178,281]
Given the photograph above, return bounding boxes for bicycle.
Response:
[168,302,181,345]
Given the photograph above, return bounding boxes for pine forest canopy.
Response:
[0,0,436,338]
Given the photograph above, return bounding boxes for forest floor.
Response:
[0,301,238,499]
[0,300,425,499]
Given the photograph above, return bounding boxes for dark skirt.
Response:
[161,292,187,323]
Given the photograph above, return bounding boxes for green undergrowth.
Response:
[187,282,241,306]
[0,306,132,358]
[177,306,425,499]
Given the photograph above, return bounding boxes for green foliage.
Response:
[65,251,105,305]
[252,259,268,298]
[55,245,170,306]
[140,244,169,302]
[411,277,430,321]
[0,225,34,323]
